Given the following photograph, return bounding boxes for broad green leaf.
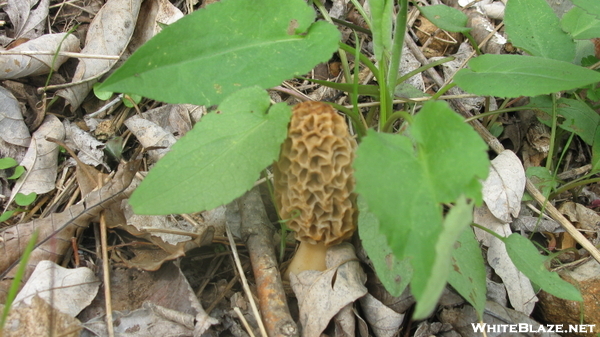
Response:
[123,94,142,108]
[561,6,600,39]
[505,233,583,302]
[571,0,600,19]
[417,5,471,33]
[98,0,340,106]
[93,83,112,100]
[505,0,575,61]
[357,196,412,297]
[8,166,25,180]
[454,54,600,97]
[448,227,487,319]
[528,95,600,145]
[370,0,394,65]
[0,157,18,170]
[354,101,489,319]
[413,196,475,319]
[129,87,291,214]
[593,128,600,172]
[0,210,17,222]
[526,166,559,197]
[15,192,36,207]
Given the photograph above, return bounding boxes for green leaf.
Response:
[505,0,575,61]
[129,87,291,214]
[354,101,489,319]
[592,128,600,172]
[370,0,394,65]
[526,166,559,197]
[15,192,37,207]
[454,54,600,97]
[448,227,487,319]
[561,6,600,39]
[528,95,600,145]
[413,196,475,319]
[0,210,17,222]
[417,5,471,33]
[571,0,600,19]
[0,157,18,170]
[98,0,340,106]
[123,94,142,108]
[357,196,412,297]
[8,166,25,180]
[505,233,583,302]
[93,83,113,100]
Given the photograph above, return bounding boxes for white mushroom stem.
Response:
[285,240,328,280]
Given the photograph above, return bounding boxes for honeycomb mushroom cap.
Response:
[274,101,356,246]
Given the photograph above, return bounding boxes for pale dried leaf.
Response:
[14,261,99,317]
[0,86,30,147]
[141,104,195,138]
[558,201,600,231]
[124,114,177,163]
[358,294,404,337]
[482,150,526,222]
[63,119,107,169]
[10,115,64,201]
[290,243,368,337]
[474,206,538,315]
[3,295,81,337]
[334,305,355,337]
[0,161,139,302]
[123,201,195,245]
[0,33,80,80]
[127,0,184,53]
[57,0,142,110]
[5,0,49,39]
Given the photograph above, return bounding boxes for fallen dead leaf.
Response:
[5,0,49,40]
[482,150,526,222]
[0,86,31,147]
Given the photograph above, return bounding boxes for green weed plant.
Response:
[97,0,596,318]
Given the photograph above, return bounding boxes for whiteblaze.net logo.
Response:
[471,323,596,334]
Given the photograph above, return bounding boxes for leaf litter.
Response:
[0,0,599,336]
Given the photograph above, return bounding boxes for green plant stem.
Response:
[546,94,558,171]
[387,0,408,93]
[379,65,390,130]
[471,223,506,242]
[0,229,38,331]
[432,82,456,100]
[348,0,372,30]
[463,106,534,123]
[330,17,371,35]
[551,177,600,199]
[396,56,454,85]
[327,102,367,137]
[382,109,414,132]
[338,42,379,76]
[464,32,482,55]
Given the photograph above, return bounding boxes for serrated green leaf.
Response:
[413,196,475,319]
[357,196,412,297]
[98,0,340,106]
[8,166,25,180]
[129,87,291,214]
[454,54,600,97]
[448,227,487,319]
[505,233,583,302]
[0,157,18,170]
[354,101,489,319]
[417,5,471,33]
[528,95,600,145]
[15,192,36,206]
[562,6,600,39]
[505,0,575,61]
[571,0,600,19]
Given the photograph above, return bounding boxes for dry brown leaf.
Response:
[481,150,526,223]
[559,201,600,232]
[0,160,139,302]
[358,294,404,337]
[0,33,80,80]
[63,119,107,169]
[5,0,49,40]
[2,295,81,337]
[290,243,367,337]
[127,0,184,54]
[0,86,30,147]
[124,114,177,163]
[57,0,142,110]
[9,115,64,202]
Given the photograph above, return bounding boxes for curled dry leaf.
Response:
[5,0,49,40]
[0,160,139,303]
[127,0,184,54]
[124,114,177,163]
[0,33,80,80]
[3,295,81,337]
[0,86,31,147]
[358,294,405,337]
[57,0,142,110]
[10,115,65,201]
[290,243,367,337]
[482,150,526,223]
[63,120,107,169]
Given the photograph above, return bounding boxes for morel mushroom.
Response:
[273,101,356,278]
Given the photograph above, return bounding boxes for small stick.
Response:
[225,225,269,337]
[239,187,299,337]
[100,213,115,337]
[234,307,257,337]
